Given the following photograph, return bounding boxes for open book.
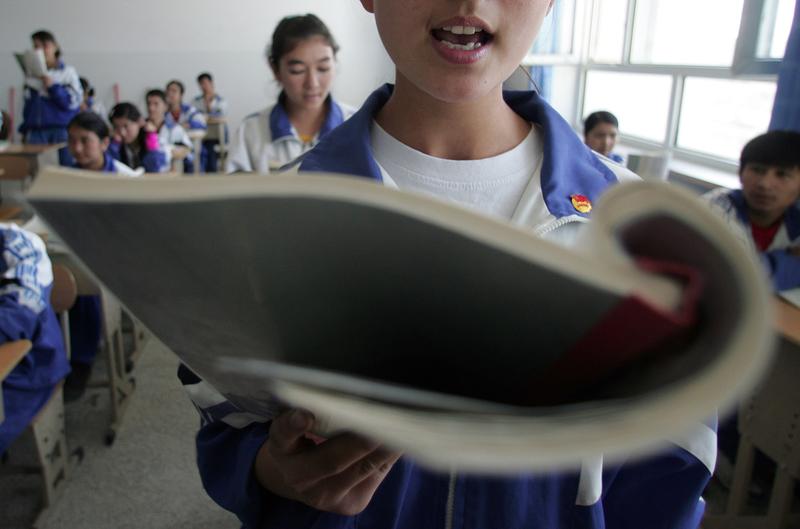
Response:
[27,168,775,472]
[14,49,47,78]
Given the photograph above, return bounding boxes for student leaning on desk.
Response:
[0,223,68,454]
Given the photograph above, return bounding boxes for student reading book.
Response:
[18,30,83,167]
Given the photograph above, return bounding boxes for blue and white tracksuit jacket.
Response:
[173,102,207,131]
[73,152,140,177]
[705,187,800,292]
[0,224,69,454]
[182,84,716,529]
[226,94,354,174]
[19,60,82,137]
[192,94,227,118]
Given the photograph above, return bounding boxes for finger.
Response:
[305,449,402,515]
[283,433,380,486]
[268,409,316,456]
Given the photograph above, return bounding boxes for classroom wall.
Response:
[0,0,394,140]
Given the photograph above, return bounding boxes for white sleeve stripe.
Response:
[183,380,229,409]
[575,455,604,506]
[668,423,717,474]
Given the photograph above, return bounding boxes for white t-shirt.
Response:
[370,122,542,221]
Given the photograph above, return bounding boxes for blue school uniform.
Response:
[185,84,715,529]
[0,225,69,454]
[19,60,82,166]
[108,135,169,174]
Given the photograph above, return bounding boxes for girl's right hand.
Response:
[254,409,402,516]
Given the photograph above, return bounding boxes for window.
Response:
[589,0,628,63]
[677,78,777,159]
[733,0,794,74]
[583,71,673,142]
[630,0,744,66]
[758,0,795,58]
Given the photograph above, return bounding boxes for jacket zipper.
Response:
[444,470,456,529]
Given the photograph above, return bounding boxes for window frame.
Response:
[732,0,787,75]
[522,0,781,173]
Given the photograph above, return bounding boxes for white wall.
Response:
[0,0,394,139]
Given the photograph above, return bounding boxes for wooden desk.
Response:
[0,340,33,424]
[774,297,800,346]
[170,146,190,175]
[206,117,227,165]
[0,205,23,221]
[0,144,64,182]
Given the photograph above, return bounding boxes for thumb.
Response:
[269,408,315,455]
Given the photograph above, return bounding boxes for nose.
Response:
[305,70,320,89]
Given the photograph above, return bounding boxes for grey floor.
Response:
[0,337,240,529]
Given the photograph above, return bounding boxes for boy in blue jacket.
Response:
[706,130,800,293]
[182,2,716,528]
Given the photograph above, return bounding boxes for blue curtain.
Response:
[770,0,800,131]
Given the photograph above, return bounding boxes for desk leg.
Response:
[193,138,202,175]
[727,436,755,515]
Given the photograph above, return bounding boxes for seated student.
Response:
[193,72,228,172]
[182,2,715,529]
[583,111,624,164]
[108,102,170,173]
[79,77,108,122]
[68,111,138,176]
[226,14,354,174]
[18,30,83,166]
[166,80,206,173]
[0,224,69,455]
[64,111,139,399]
[146,89,193,172]
[706,130,800,292]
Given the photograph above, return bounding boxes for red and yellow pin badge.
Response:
[570,194,592,213]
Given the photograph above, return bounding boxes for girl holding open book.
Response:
[183,2,716,528]
[226,14,355,174]
[19,30,82,166]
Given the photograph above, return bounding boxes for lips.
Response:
[430,16,494,63]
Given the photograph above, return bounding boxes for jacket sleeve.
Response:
[47,69,82,112]
[762,249,800,291]
[141,132,170,173]
[601,420,716,529]
[225,121,254,173]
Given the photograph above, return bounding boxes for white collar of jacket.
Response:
[299,83,619,220]
[268,92,346,142]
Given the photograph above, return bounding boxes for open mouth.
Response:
[432,25,493,51]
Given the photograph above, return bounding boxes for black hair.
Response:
[31,29,61,59]
[0,110,9,141]
[197,72,213,83]
[166,80,185,95]
[584,111,619,136]
[68,111,110,140]
[79,77,95,98]
[146,89,167,103]
[740,130,800,171]
[267,14,339,69]
[108,102,148,167]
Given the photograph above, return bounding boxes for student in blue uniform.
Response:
[108,102,170,173]
[0,224,69,454]
[226,14,354,174]
[182,1,716,528]
[706,130,800,293]
[19,30,82,167]
[79,77,108,123]
[166,80,205,173]
[146,89,193,170]
[584,111,624,164]
[64,111,138,400]
[193,72,227,172]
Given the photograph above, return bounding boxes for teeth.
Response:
[441,25,481,35]
[441,40,483,51]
